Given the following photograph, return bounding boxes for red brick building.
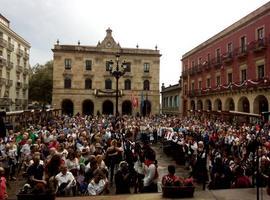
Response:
[181,2,270,118]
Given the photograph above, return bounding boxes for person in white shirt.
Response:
[87,169,109,195]
[55,164,76,196]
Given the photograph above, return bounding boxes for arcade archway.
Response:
[102,100,114,115]
[62,99,74,116]
[82,100,94,116]
[122,100,132,115]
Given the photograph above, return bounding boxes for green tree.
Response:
[29,61,53,106]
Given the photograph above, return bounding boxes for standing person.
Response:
[142,152,158,193]
[0,112,6,139]
[115,161,131,194]
[193,141,208,189]
[0,167,7,200]
[105,139,122,185]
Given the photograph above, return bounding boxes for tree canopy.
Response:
[29,61,53,104]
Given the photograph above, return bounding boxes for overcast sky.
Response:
[1,0,269,87]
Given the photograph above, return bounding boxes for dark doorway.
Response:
[62,99,74,116]
[102,100,114,115]
[242,98,250,113]
[82,100,94,116]
[141,100,151,116]
[122,100,132,115]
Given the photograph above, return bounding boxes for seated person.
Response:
[87,169,109,195]
[162,165,183,186]
[55,164,76,196]
[27,154,47,191]
[232,166,251,188]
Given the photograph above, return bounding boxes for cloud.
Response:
[0,0,269,87]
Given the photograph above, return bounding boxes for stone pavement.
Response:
[56,188,269,200]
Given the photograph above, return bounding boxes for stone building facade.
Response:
[161,81,181,115]
[0,14,30,111]
[52,28,161,116]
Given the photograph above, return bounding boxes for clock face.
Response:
[107,42,112,47]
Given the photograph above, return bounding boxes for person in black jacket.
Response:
[0,111,6,138]
[115,161,131,194]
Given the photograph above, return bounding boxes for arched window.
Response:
[85,78,92,89]
[143,80,150,90]
[64,77,71,89]
[124,79,131,90]
[105,79,112,89]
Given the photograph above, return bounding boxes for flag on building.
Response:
[131,93,138,108]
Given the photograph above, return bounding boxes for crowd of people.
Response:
[0,113,269,198]
[161,116,270,191]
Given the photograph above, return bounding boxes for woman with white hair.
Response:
[114,161,131,194]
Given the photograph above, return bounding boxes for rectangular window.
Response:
[207,53,211,63]
[198,81,202,89]
[6,71,10,80]
[184,84,187,95]
[257,27,264,40]
[198,58,202,65]
[228,73,233,84]
[192,61,195,67]
[125,62,131,72]
[64,78,71,89]
[207,78,211,88]
[258,65,264,79]
[106,61,112,71]
[191,82,195,91]
[240,36,247,53]
[143,63,150,72]
[216,76,221,86]
[64,59,72,69]
[227,42,233,54]
[216,49,221,62]
[241,69,247,82]
[85,60,92,71]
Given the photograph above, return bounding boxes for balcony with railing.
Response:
[0,57,7,67]
[212,57,222,69]
[16,65,23,73]
[16,49,24,57]
[0,98,11,106]
[182,70,189,78]
[189,67,196,76]
[5,79,13,87]
[236,45,248,59]
[16,81,22,89]
[24,51,29,60]
[203,60,212,71]
[0,78,6,86]
[23,83,29,90]
[197,64,203,73]
[222,52,234,64]
[251,38,267,53]
[6,61,14,70]
[15,98,22,105]
[0,38,7,48]
[23,67,29,75]
[7,42,14,52]
[187,78,270,98]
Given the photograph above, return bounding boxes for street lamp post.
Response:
[108,53,127,116]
